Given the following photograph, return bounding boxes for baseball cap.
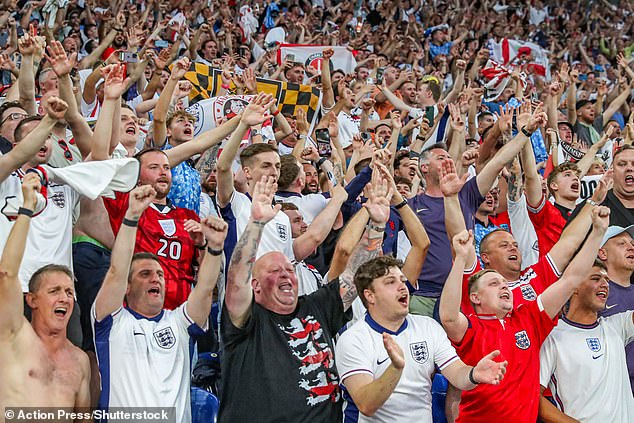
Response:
[601,225,634,247]
[575,99,596,110]
[557,121,574,132]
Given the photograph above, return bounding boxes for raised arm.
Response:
[79,29,116,70]
[186,217,228,328]
[477,105,546,196]
[520,114,545,208]
[225,176,281,328]
[321,48,335,109]
[17,28,37,115]
[0,96,68,182]
[45,41,94,158]
[329,207,371,280]
[576,127,612,178]
[215,93,276,207]
[94,186,156,321]
[90,64,130,160]
[152,57,190,148]
[337,171,393,311]
[540,206,609,319]
[0,174,40,337]
[439,230,473,343]
[376,83,413,112]
[602,79,633,124]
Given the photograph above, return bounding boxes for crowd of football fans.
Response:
[1,0,634,422]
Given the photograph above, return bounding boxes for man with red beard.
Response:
[102,148,202,310]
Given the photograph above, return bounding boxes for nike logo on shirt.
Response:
[605,304,618,309]
[416,208,428,213]
[377,357,389,365]
[592,354,604,360]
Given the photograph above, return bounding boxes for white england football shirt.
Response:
[92,303,207,423]
[274,191,329,224]
[336,313,460,423]
[223,190,295,260]
[0,172,79,291]
[540,312,634,422]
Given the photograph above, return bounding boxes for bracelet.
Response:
[253,220,268,227]
[196,239,208,250]
[587,199,599,207]
[206,246,223,256]
[520,126,534,137]
[394,199,408,209]
[122,217,139,227]
[368,223,386,232]
[272,110,280,117]
[221,83,230,89]
[469,367,480,385]
[18,207,34,217]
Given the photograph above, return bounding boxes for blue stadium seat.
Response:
[191,387,219,423]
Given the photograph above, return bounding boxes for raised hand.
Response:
[460,149,479,169]
[301,146,319,162]
[242,93,275,126]
[472,350,508,385]
[251,176,281,224]
[360,97,375,112]
[364,171,392,225]
[591,169,613,204]
[102,64,131,100]
[439,159,468,197]
[126,185,156,219]
[391,110,403,130]
[174,80,193,99]
[327,112,339,138]
[452,229,473,258]
[170,57,190,81]
[448,103,465,131]
[153,47,172,71]
[0,54,16,72]
[45,40,76,77]
[243,67,258,93]
[200,217,229,250]
[322,48,334,60]
[525,103,547,132]
[21,172,41,211]
[43,96,69,120]
[495,105,514,134]
[18,32,36,56]
[296,108,309,134]
[591,205,610,233]
[383,333,405,370]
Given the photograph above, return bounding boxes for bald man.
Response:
[0,174,90,420]
[219,174,391,423]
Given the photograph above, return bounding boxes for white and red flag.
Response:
[277,44,357,73]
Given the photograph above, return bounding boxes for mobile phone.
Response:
[424,106,435,124]
[315,75,321,84]
[119,51,139,62]
[222,48,230,55]
[376,67,385,85]
[155,40,169,48]
[315,128,331,157]
[287,54,295,63]
[366,77,374,85]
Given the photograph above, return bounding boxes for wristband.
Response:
[196,239,208,250]
[122,217,139,227]
[368,223,385,232]
[520,126,534,137]
[272,110,280,117]
[469,367,480,385]
[221,83,230,89]
[394,199,408,209]
[206,247,223,256]
[316,157,328,169]
[18,207,34,217]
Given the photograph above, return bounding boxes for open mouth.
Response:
[398,293,408,306]
[126,126,137,135]
[508,254,518,261]
[279,282,293,294]
[54,306,68,317]
[184,128,193,136]
[596,290,607,299]
[408,168,416,177]
[499,291,510,300]
[571,182,579,191]
[625,175,634,185]
[148,287,160,296]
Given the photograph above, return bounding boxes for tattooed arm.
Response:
[336,171,393,311]
[506,157,522,202]
[225,176,281,328]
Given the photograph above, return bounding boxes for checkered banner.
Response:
[183,64,321,122]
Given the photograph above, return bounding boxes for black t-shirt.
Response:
[219,279,351,423]
[0,135,12,154]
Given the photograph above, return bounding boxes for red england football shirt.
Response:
[103,191,199,309]
[453,299,557,423]
[460,253,561,315]
[527,194,570,257]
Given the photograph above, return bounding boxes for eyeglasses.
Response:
[0,112,27,127]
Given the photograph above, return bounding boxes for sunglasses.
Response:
[1,112,27,126]
[58,139,73,160]
[421,75,439,84]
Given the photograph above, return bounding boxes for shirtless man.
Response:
[0,173,90,421]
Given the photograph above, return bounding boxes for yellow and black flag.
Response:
[182,64,321,122]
